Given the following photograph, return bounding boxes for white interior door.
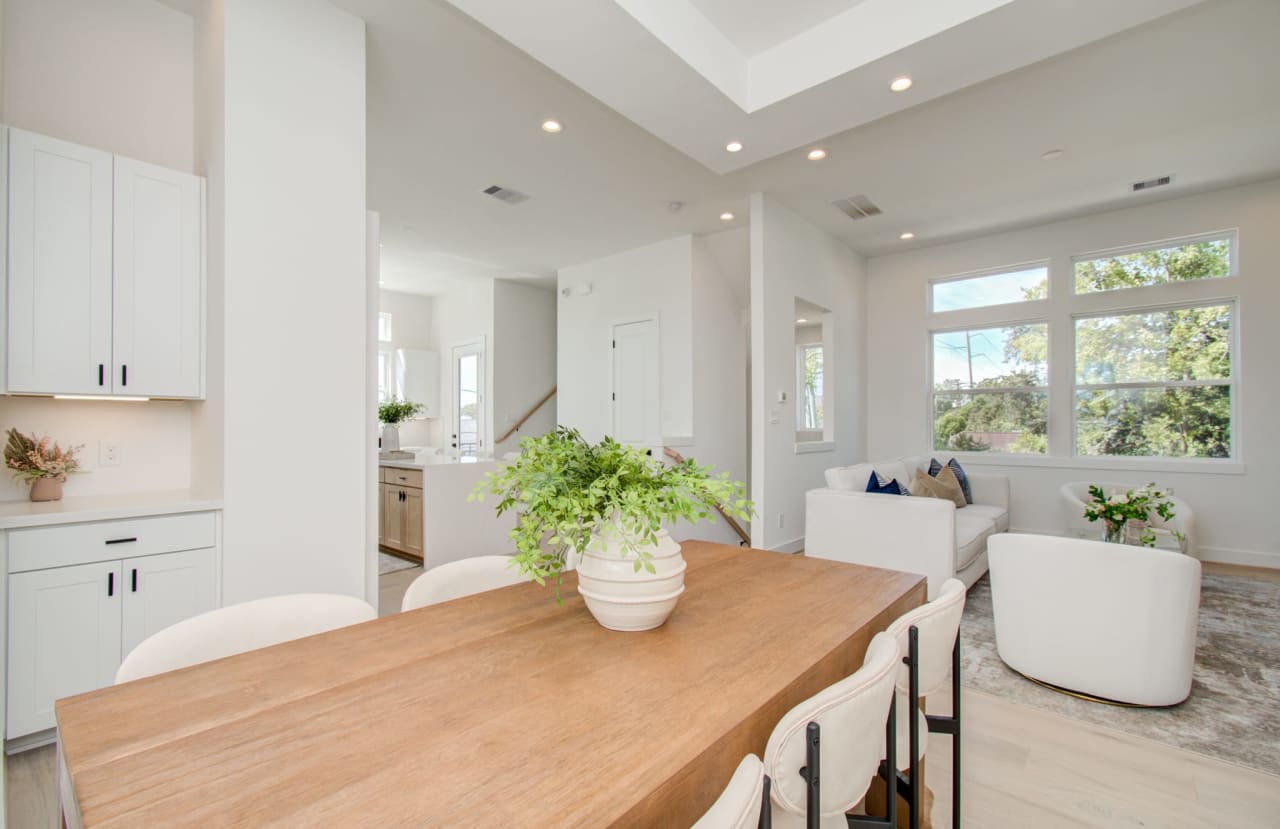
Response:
[120,548,218,659]
[451,341,485,457]
[612,318,660,446]
[6,129,113,394]
[112,156,203,397]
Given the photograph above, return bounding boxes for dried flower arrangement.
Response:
[4,428,83,484]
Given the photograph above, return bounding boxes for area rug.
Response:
[960,571,1280,775]
[379,552,419,575]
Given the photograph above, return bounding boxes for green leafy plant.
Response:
[378,398,424,425]
[1083,482,1184,547]
[470,427,753,594]
[4,428,83,484]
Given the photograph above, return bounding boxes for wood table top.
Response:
[56,541,925,828]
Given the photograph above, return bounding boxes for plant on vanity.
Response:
[471,427,753,630]
[377,398,424,452]
[4,428,84,502]
[1083,483,1184,548]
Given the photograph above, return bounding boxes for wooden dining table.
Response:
[56,541,925,827]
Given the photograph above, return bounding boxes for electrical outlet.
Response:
[777,513,784,529]
[100,441,120,467]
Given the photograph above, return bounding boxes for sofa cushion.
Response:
[866,471,911,496]
[962,504,1009,533]
[907,468,964,507]
[826,462,873,490]
[930,457,974,504]
[954,513,996,569]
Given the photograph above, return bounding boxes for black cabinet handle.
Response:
[121,364,128,386]
[105,537,138,545]
[108,572,114,597]
[98,364,104,386]
[131,568,138,593]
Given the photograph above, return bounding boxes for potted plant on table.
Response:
[1082,483,1185,549]
[377,398,424,452]
[471,427,753,631]
[4,428,83,502]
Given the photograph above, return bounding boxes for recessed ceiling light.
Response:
[541,119,562,133]
[900,232,915,240]
[796,318,809,324]
[889,76,913,93]
[720,212,735,221]
[807,148,827,161]
[725,141,743,153]
[1041,149,1065,161]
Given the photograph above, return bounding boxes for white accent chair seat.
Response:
[401,555,525,612]
[1060,481,1196,555]
[988,533,1201,706]
[115,594,377,684]
[806,456,1009,598]
[692,754,766,829]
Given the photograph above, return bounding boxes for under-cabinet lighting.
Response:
[53,395,151,402]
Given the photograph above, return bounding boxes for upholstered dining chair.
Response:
[692,754,769,829]
[115,594,377,684]
[764,632,900,829]
[401,555,526,612]
[884,578,967,829]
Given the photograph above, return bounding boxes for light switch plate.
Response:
[99,441,119,467]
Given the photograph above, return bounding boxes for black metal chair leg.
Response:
[951,635,961,829]
[802,722,821,829]
[908,626,921,829]
[760,774,771,829]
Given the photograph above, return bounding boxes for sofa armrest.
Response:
[804,488,955,598]
[966,473,1009,510]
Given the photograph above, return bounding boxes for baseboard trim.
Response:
[769,537,805,554]
[5,727,55,755]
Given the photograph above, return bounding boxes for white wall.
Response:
[0,0,197,502]
[492,280,557,451]
[558,235,694,443]
[750,193,867,551]
[197,0,368,602]
[379,289,435,446]
[865,178,1280,567]
[428,279,494,450]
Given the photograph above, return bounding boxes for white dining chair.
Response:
[401,555,526,612]
[884,578,967,829]
[764,631,900,829]
[115,593,377,684]
[692,753,768,829]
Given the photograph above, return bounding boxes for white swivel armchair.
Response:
[1060,481,1196,555]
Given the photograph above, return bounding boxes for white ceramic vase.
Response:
[381,423,400,451]
[575,520,686,632]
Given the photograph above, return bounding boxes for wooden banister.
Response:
[496,387,557,445]
[662,447,751,546]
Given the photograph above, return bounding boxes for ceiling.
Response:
[328,0,1280,295]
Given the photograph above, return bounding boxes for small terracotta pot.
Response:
[30,477,65,502]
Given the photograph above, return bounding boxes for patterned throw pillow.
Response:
[866,471,911,496]
[929,457,973,504]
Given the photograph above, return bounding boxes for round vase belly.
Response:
[576,527,686,632]
[30,477,64,502]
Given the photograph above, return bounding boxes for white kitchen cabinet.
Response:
[6,560,122,739]
[113,156,204,398]
[120,548,218,658]
[5,128,114,395]
[395,349,440,417]
[3,127,204,398]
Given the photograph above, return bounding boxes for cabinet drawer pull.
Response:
[105,537,138,545]
[121,364,128,386]
[98,364,104,386]
[131,568,138,593]
[108,572,114,597]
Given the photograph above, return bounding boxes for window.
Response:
[1073,233,1233,294]
[1074,302,1232,458]
[797,344,824,431]
[931,323,1048,453]
[377,348,394,403]
[378,311,393,342]
[931,263,1048,312]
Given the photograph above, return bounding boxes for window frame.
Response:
[796,342,825,433]
[378,311,394,343]
[928,259,1051,314]
[1070,230,1238,297]
[927,318,1051,456]
[1071,298,1238,461]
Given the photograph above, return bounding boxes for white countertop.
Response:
[0,490,223,530]
[379,454,490,470]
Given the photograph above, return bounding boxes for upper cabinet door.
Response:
[113,156,203,398]
[6,129,114,394]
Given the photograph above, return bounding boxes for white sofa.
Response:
[805,456,1009,598]
[988,533,1201,706]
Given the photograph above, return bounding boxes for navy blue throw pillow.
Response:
[929,458,973,504]
[866,471,910,496]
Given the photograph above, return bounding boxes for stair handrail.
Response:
[495,387,557,445]
[662,447,751,546]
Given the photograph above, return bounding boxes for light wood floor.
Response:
[11,565,1279,828]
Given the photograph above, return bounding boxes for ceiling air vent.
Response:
[1131,175,1173,193]
[832,194,882,221]
[483,184,530,205]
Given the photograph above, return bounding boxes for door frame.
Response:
[449,336,486,456]
[609,313,661,447]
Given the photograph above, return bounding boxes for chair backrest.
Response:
[115,593,377,684]
[764,632,899,819]
[401,555,525,612]
[691,754,764,829]
[886,578,966,697]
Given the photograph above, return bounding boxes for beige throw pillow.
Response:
[908,467,966,508]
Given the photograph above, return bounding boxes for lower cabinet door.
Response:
[120,548,218,660]
[382,485,405,551]
[402,487,424,559]
[7,560,123,738]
